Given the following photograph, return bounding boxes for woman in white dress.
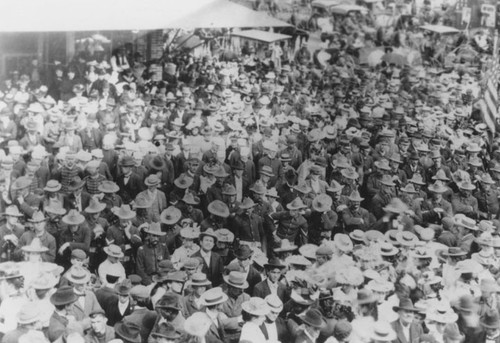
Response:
[239,297,271,343]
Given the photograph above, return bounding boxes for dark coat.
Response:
[116,172,144,204]
[104,297,134,326]
[261,317,289,343]
[253,279,287,302]
[192,250,225,287]
[63,191,91,212]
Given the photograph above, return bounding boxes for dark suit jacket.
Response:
[253,279,287,302]
[63,191,91,212]
[116,172,144,204]
[95,286,118,310]
[47,311,68,342]
[192,250,224,286]
[105,297,133,326]
[391,320,423,343]
[261,317,289,342]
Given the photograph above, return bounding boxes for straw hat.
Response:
[369,321,397,342]
[66,266,91,284]
[199,287,229,306]
[98,181,119,193]
[17,303,41,325]
[104,244,124,258]
[241,297,270,316]
[224,271,249,289]
[199,228,218,242]
[21,237,48,253]
[334,234,353,253]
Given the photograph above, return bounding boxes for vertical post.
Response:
[494,29,499,61]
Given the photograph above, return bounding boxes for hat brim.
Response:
[392,306,419,312]
[223,276,249,289]
[84,204,107,213]
[104,247,124,258]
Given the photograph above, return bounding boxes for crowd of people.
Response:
[0,4,499,343]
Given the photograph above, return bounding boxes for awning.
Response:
[420,25,460,34]
[231,30,292,43]
[167,0,292,29]
[0,0,290,32]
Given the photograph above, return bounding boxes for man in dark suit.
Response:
[465,308,500,343]
[116,156,144,204]
[391,298,424,343]
[261,294,289,343]
[253,257,287,302]
[192,229,224,286]
[104,279,133,326]
[63,177,91,212]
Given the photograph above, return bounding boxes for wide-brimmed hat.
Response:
[207,200,230,218]
[378,242,399,256]
[191,273,212,287]
[242,297,271,316]
[62,209,85,226]
[356,289,378,305]
[17,303,41,325]
[144,174,161,187]
[180,226,200,239]
[349,229,365,242]
[199,228,218,242]
[160,206,181,225]
[408,174,426,185]
[182,192,200,205]
[370,321,397,342]
[21,237,49,253]
[410,247,432,259]
[239,197,256,210]
[437,246,467,259]
[66,266,91,284]
[260,165,274,177]
[383,198,408,214]
[312,194,332,212]
[348,190,364,202]
[199,287,229,306]
[273,239,298,252]
[432,169,450,181]
[455,216,478,230]
[84,198,106,214]
[66,176,86,192]
[174,174,193,189]
[458,181,476,191]
[98,180,120,193]
[334,234,353,252]
[393,298,419,312]
[104,244,124,258]
[111,204,136,220]
[115,321,141,343]
[50,285,78,306]
[428,182,448,193]
[31,273,58,290]
[44,180,62,192]
[287,197,307,210]
[481,309,500,329]
[380,175,396,187]
[133,193,153,209]
[4,205,23,217]
[224,271,249,289]
[144,222,166,236]
[149,156,166,171]
[396,231,419,247]
[216,228,234,243]
[299,308,326,329]
[222,184,237,196]
[264,257,286,270]
[249,182,267,195]
[151,323,181,341]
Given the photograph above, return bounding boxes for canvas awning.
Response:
[167,0,292,29]
[0,0,291,32]
[232,30,292,43]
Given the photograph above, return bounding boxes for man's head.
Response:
[89,311,106,334]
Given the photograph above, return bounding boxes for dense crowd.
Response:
[0,7,500,343]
